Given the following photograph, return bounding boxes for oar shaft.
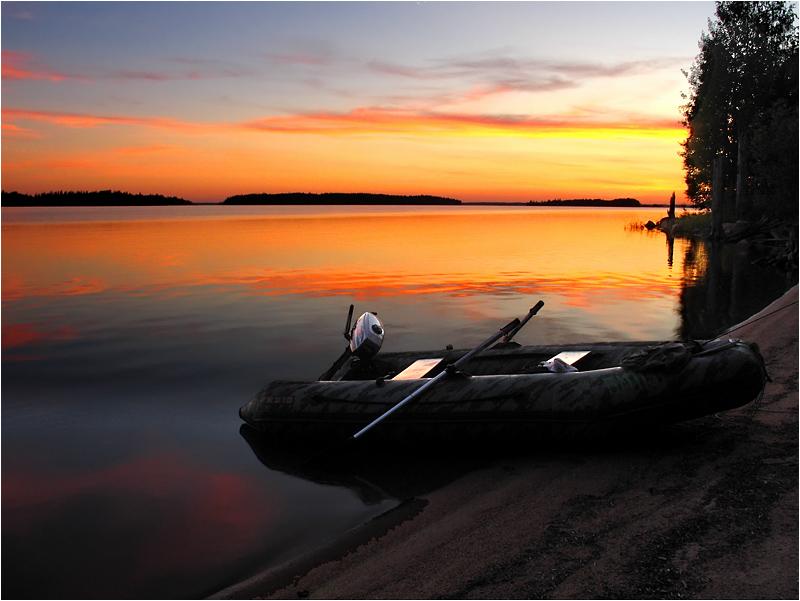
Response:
[503,300,544,343]
[451,317,521,368]
[351,317,520,440]
[351,368,447,439]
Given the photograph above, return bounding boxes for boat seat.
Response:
[538,350,591,373]
[548,350,590,365]
[392,358,443,380]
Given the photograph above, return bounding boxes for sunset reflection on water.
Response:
[3,208,682,345]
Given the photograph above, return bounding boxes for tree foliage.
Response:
[2,190,191,206]
[222,192,461,205]
[680,1,798,222]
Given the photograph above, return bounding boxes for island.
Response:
[222,192,462,205]
[2,190,192,207]
[528,198,641,207]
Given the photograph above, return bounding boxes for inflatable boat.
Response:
[239,305,768,446]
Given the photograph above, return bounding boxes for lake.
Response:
[2,205,795,599]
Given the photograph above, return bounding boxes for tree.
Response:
[680,1,798,222]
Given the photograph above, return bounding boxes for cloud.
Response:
[2,49,250,84]
[368,53,685,102]
[268,53,333,67]
[2,122,42,138]
[105,70,187,82]
[106,57,251,82]
[2,107,213,134]
[3,100,681,145]
[368,56,578,100]
[1,51,72,82]
[3,7,35,20]
[240,106,682,137]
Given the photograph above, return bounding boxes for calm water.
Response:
[2,205,795,599]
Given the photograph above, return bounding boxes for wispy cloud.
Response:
[106,57,251,82]
[267,53,333,67]
[241,106,682,137]
[255,45,675,109]
[2,51,72,82]
[368,53,684,101]
[2,122,42,138]
[3,104,681,143]
[2,49,250,84]
[2,108,213,133]
[3,7,35,20]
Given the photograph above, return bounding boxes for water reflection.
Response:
[240,424,485,506]
[3,444,275,598]
[2,208,692,354]
[3,209,679,304]
[675,237,797,339]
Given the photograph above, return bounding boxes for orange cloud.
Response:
[240,107,682,138]
[3,103,681,141]
[2,107,212,133]
[1,50,69,81]
[1,122,41,138]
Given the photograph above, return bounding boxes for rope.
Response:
[712,298,798,340]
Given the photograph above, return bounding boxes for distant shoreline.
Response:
[527,197,640,207]
[2,190,191,207]
[464,201,671,208]
[221,192,461,205]
[3,189,669,208]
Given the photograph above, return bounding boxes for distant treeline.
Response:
[2,190,192,207]
[223,192,462,205]
[2,190,644,208]
[528,198,641,207]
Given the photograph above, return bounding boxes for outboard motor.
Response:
[319,305,386,381]
[348,311,384,359]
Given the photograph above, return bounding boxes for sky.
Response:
[2,1,719,204]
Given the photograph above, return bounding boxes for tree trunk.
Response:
[711,155,724,240]
[735,129,749,220]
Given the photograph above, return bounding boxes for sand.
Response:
[222,286,798,600]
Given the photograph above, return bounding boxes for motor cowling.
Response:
[349,312,384,359]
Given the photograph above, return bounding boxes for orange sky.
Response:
[1,3,713,204]
[1,106,686,204]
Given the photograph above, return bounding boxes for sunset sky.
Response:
[2,1,717,204]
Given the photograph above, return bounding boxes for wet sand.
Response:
[221,286,798,600]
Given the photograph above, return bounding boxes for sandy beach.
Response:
[220,285,798,600]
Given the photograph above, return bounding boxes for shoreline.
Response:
[2,201,671,208]
[216,286,798,600]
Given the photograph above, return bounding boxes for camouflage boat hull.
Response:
[239,339,767,446]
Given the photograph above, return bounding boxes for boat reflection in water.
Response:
[239,423,484,506]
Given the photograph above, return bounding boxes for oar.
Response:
[503,300,544,343]
[343,304,355,341]
[318,304,355,380]
[349,315,522,441]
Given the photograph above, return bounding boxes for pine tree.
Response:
[680,1,798,222]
